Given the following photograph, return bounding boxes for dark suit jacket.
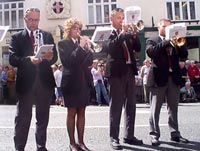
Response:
[146,36,188,87]
[9,29,58,94]
[58,39,93,94]
[105,30,141,78]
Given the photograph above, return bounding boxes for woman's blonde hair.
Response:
[63,18,83,40]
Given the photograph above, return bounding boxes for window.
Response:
[87,0,117,25]
[0,1,24,29]
[165,0,197,21]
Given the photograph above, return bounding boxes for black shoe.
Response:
[123,137,143,145]
[110,140,122,150]
[151,138,160,146]
[171,136,189,143]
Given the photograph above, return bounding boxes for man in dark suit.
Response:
[105,8,143,150]
[9,7,57,151]
[146,18,189,146]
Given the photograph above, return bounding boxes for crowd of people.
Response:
[3,6,198,151]
[0,65,17,104]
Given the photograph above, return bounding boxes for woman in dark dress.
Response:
[58,18,93,151]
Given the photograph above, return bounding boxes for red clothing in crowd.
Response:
[187,64,200,83]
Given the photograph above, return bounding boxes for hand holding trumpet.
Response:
[77,33,102,53]
[79,35,91,49]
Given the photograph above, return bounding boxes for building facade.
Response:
[0,0,200,65]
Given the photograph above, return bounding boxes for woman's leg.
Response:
[77,106,89,150]
[67,107,79,150]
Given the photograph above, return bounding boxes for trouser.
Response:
[109,66,136,141]
[95,82,109,104]
[149,76,180,139]
[14,75,53,151]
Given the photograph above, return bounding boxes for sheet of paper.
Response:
[0,26,9,42]
[91,26,112,42]
[124,6,141,24]
[165,23,186,40]
[35,44,54,58]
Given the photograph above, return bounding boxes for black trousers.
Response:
[109,66,136,141]
[14,74,53,151]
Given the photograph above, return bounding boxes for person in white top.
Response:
[140,59,151,104]
[54,64,64,106]
[91,59,109,106]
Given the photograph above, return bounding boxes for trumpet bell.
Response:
[176,37,185,47]
[136,20,144,31]
[92,43,103,53]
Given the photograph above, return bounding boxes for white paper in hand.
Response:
[124,6,141,24]
[0,26,9,42]
[91,26,112,42]
[35,44,54,58]
[165,23,186,40]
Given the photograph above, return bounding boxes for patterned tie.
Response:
[30,31,35,49]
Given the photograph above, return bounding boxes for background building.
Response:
[0,0,200,65]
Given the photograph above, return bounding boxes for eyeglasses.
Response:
[71,26,82,31]
[26,18,40,22]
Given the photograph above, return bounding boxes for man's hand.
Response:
[30,56,42,64]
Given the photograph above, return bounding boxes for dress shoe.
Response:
[123,137,143,145]
[69,145,79,151]
[151,137,160,146]
[110,140,122,150]
[171,136,189,143]
[78,143,91,151]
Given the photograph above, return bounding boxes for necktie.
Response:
[30,31,35,49]
[122,42,129,61]
[116,29,129,61]
[75,40,79,47]
[166,47,172,71]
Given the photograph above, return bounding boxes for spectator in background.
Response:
[51,64,58,105]
[187,60,200,84]
[185,60,191,69]
[6,65,16,104]
[51,64,58,73]
[140,59,151,104]
[1,66,9,102]
[91,59,109,106]
[54,64,64,106]
[179,60,189,87]
[180,81,197,102]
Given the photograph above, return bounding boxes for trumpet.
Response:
[34,29,44,54]
[127,20,144,34]
[136,20,144,31]
[78,34,103,53]
[171,36,186,47]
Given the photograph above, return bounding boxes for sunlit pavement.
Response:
[0,103,200,151]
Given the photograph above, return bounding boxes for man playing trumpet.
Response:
[105,8,143,150]
[146,18,189,146]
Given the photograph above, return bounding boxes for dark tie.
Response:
[75,40,79,47]
[166,47,172,70]
[116,29,129,61]
[30,31,35,49]
[122,42,129,61]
